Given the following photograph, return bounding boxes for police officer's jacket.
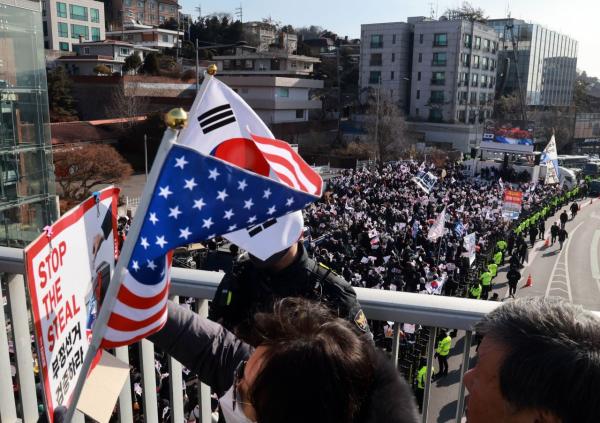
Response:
[208,242,369,343]
[150,301,419,423]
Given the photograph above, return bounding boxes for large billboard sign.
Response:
[481,120,535,153]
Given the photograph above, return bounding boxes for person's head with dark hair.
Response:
[465,297,600,423]
[225,297,375,423]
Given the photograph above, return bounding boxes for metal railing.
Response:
[5,246,595,422]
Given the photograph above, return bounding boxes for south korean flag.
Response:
[177,76,309,260]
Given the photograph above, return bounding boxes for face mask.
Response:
[219,385,255,423]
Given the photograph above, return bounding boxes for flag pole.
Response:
[65,68,216,421]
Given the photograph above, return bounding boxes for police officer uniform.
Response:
[209,242,369,344]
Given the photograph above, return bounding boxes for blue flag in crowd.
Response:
[454,220,465,237]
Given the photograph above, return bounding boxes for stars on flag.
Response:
[224,209,234,220]
[155,235,168,248]
[168,206,182,219]
[216,189,228,201]
[267,205,276,215]
[237,179,248,191]
[286,197,294,207]
[244,198,254,209]
[149,213,159,225]
[132,260,140,271]
[179,227,192,240]
[174,156,188,169]
[158,186,172,199]
[263,188,272,199]
[208,168,220,180]
[141,237,149,249]
[184,178,197,191]
[202,217,214,229]
[193,198,206,210]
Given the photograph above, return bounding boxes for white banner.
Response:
[24,188,119,421]
[463,232,477,266]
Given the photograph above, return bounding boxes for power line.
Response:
[234,3,242,23]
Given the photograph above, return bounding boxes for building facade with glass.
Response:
[42,0,105,52]
[0,0,59,247]
[488,18,578,107]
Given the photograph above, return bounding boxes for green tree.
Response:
[47,67,78,122]
[142,52,160,75]
[123,53,142,74]
[444,1,488,22]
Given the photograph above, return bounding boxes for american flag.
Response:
[99,80,322,348]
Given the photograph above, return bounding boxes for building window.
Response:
[90,8,100,23]
[419,33,423,44]
[369,71,381,84]
[458,109,466,122]
[431,71,445,85]
[56,2,67,18]
[83,47,90,54]
[416,89,420,99]
[71,24,89,40]
[138,0,144,6]
[479,92,487,105]
[296,109,305,119]
[125,0,132,5]
[59,41,69,51]
[470,92,477,104]
[491,41,497,53]
[69,4,88,21]
[480,74,487,88]
[458,91,468,104]
[432,52,447,66]
[42,21,48,37]
[471,73,478,87]
[370,34,383,48]
[369,53,382,66]
[58,22,69,38]
[433,33,448,47]
[391,53,395,62]
[489,59,496,71]
[159,3,164,11]
[392,34,396,44]
[162,34,169,42]
[391,71,394,80]
[459,72,469,86]
[429,109,443,122]
[42,0,46,16]
[159,15,165,23]
[461,53,470,67]
[481,57,489,70]
[472,55,480,69]
[463,34,472,48]
[119,47,130,55]
[430,90,445,104]
[137,12,144,20]
[474,36,481,49]
[91,27,100,41]
[417,71,421,81]
[418,53,422,63]
[276,87,289,98]
[483,39,490,51]
[150,0,156,9]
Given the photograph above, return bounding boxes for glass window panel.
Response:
[91,27,100,41]
[90,8,100,23]
[69,4,88,21]
[56,2,67,18]
[71,24,89,40]
[58,22,68,38]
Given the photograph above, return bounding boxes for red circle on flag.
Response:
[211,138,270,177]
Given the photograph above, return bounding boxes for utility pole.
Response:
[234,3,242,23]
[195,4,201,21]
[195,38,199,91]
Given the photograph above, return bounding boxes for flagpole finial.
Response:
[207,64,218,76]
[165,108,188,130]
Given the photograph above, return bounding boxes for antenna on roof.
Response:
[234,3,243,23]
[506,0,511,18]
[428,1,435,19]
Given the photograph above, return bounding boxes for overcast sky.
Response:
[180,0,600,77]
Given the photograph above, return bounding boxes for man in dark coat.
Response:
[506,266,521,298]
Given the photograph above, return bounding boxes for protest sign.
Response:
[24,187,119,421]
[412,171,437,194]
[502,190,523,220]
[463,233,477,266]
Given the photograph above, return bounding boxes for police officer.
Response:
[209,241,370,344]
[493,249,503,267]
[469,282,482,300]
[435,330,451,378]
[550,221,560,245]
[415,358,435,413]
[480,268,492,300]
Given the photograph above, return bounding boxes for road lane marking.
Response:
[544,221,583,302]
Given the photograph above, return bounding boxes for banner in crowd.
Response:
[427,207,446,241]
[463,232,477,265]
[481,119,535,153]
[24,187,119,422]
[425,274,448,295]
[542,135,560,185]
[413,171,437,194]
[502,189,523,220]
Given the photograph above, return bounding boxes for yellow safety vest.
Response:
[436,335,451,356]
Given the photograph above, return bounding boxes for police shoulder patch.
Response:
[354,309,368,332]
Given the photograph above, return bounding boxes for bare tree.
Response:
[54,144,133,204]
[364,91,409,164]
[105,83,146,124]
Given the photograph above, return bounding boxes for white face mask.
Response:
[219,385,255,423]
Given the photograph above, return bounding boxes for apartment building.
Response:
[106,22,183,50]
[359,22,413,110]
[410,17,499,125]
[42,0,106,52]
[213,47,323,125]
[487,18,578,107]
[107,0,179,30]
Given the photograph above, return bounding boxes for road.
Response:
[426,197,600,422]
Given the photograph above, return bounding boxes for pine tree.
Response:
[47,67,78,122]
